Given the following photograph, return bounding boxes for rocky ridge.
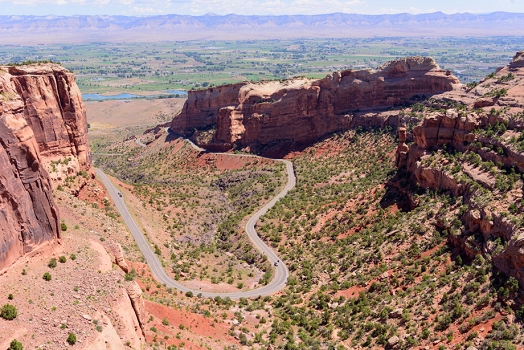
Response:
[172,56,459,153]
[0,63,91,271]
[396,51,524,287]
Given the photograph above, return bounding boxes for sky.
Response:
[0,0,523,16]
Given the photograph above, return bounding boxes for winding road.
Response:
[95,131,295,298]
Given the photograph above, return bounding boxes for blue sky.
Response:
[0,0,523,16]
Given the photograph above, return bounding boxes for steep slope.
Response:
[171,56,459,153]
[6,64,92,189]
[396,51,524,286]
[0,77,59,271]
[0,63,91,271]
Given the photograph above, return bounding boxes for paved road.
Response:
[95,133,294,298]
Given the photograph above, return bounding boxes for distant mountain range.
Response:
[1,12,524,44]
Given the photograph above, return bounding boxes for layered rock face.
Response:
[172,56,459,152]
[0,73,60,270]
[4,64,92,187]
[398,51,524,188]
[0,63,90,271]
[396,53,524,286]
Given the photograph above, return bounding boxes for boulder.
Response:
[387,335,400,349]
[106,242,129,273]
[389,308,403,318]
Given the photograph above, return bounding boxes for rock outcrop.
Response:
[396,52,524,287]
[125,281,146,336]
[2,64,92,189]
[0,63,90,271]
[106,242,129,273]
[172,56,459,152]
[510,51,524,68]
[0,77,60,271]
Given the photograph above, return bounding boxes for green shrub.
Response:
[59,256,67,263]
[125,268,137,281]
[43,272,52,281]
[9,339,23,350]
[61,221,67,232]
[8,294,13,300]
[67,333,76,345]
[185,291,193,298]
[1,304,18,320]
[48,258,57,268]
[70,254,77,261]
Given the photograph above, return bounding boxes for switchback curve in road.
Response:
[95,133,295,298]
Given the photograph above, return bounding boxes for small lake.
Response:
[82,93,141,101]
[83,90,188,101]
[163,90,188,95]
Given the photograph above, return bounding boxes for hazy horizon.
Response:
[3,10,524,17]
[0,0,523,17]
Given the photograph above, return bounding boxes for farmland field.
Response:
[0,36,521,95]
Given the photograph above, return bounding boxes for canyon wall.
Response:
[7,64,92,187]
[0,63,91,271]
[396,52,524,286]
[172,56,459,152]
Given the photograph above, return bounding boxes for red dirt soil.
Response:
[145,301,238,344]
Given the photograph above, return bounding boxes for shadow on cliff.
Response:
[166,126,324,159]
[165,129,180,143]
[379,169,419,212]
[258,141,311,159]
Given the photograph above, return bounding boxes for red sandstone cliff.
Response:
[0,63,91,271]
[172,56,459,152]
[6,64,92,187]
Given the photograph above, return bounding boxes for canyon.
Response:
[173,51,524,291]
[3,51,524,349]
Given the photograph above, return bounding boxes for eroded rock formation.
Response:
[106,242,130,273]
[0,75,60,271]
[3,64,92,188]
[0,63,91,271]
[396,52,524,286]
[172,56,459,152]
[125,281,146,336]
